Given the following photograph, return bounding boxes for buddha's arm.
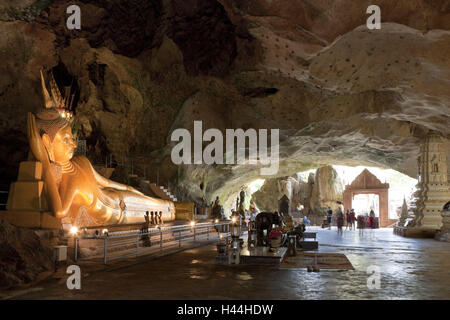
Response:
[86,160,144,195]
[28,113,66,218]
[38,163,68,218]
[56,185,78,218]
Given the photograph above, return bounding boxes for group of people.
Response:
[345,209,357,230]
[326,204,377,236]
[356,210,377,236]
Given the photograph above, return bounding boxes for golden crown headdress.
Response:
[40,69,75,120]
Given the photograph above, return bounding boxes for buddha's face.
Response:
[53,125,76,163]
[42,125,77,164]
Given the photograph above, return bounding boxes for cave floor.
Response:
[10,227,450,300]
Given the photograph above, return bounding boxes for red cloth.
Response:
[269,229,283,239]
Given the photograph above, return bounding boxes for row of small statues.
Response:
[144,211,164,226]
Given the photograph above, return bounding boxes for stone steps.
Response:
[123,172,177,202]
[145,182,177,201]
[159,185,177,201]
[80,165,178,203]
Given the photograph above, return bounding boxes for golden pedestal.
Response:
[174,202,195,220]
[0,210,60,229]
[17,160,43,181]
[2,160,61,229]
[8,180,46,210]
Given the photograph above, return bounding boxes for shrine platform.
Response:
[394,225,439,238]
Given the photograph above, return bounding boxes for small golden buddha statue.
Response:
[27,70,175,227]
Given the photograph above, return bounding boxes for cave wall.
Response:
[0,218,53,288]
[0,0,448,208]
[253,165,344,214]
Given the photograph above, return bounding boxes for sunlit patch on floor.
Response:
[235,272,253,281]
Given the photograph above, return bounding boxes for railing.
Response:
[95,221,231,264]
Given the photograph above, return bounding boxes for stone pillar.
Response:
[343,190,352,212]
[413,135,449,231]
[379,190,389,227]
[6,161,47,211]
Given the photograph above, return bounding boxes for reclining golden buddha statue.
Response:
[27,70,175,227]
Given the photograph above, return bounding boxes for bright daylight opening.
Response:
[298,165,417,219]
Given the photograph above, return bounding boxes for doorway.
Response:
[352,193,379,217]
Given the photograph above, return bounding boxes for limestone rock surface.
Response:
[0,218,53,288]
[253,165,344,215]
[0,0,448,213]
[310,165,344,211]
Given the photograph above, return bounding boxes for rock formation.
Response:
[252,176,288,212]
[310,166,344,211]
[0,218,53,288]
[253,165,343,215]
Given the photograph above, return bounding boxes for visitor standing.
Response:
[368,209,376,239]
[326,207,333,229]
[350,209,356,230]
[336,205,344,235]
[142,211,151,247]
[369,210,375,224]
[303,215,311,226]
[345,209,351,230]
[357,215,365,236]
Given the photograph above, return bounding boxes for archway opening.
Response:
[246,164,417,228]
[352,193,379,217]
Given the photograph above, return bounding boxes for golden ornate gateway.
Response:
[343,169,395,228]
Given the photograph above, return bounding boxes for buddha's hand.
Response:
[27,112,50,166]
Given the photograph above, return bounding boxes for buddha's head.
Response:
[36,69,77,164]
[35,108,76,164]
